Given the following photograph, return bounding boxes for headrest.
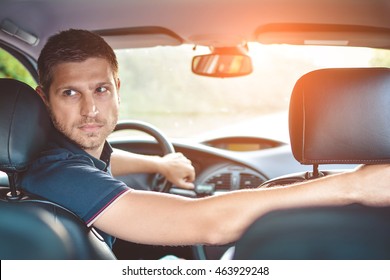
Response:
[289,68,390,165]
[0,79,52,172]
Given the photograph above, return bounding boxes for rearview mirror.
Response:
[192,53,253,78]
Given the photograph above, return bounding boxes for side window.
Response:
[0,47,37,88]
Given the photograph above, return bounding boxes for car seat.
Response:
[233,67,390,259]
[0,78,116,259]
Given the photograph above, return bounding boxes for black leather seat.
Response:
[0,78,116,259]
[234,68,390,259]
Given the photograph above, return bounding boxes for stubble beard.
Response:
[49,108,118,153]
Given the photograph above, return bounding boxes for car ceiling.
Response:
[0,0,390,61]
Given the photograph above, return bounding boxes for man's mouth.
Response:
[78,123,104,133]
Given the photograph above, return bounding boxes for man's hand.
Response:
[157,153,196,189]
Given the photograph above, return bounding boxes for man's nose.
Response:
[80,95,99,117]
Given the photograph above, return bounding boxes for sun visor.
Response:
[256,24,390,49]
[95,27,183,49]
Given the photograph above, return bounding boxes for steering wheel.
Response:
[113,120,175,192]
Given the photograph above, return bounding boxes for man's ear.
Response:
[116,78,121,103]
[36,86,49,107]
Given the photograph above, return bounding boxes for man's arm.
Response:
[110,148,195,189]
[93,164,390,246]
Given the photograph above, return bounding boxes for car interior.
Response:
[1,0,390,260]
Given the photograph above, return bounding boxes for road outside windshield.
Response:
[115,44,390,142]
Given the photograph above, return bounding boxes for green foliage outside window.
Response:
[0,48,37,88]
[371,49,390,67]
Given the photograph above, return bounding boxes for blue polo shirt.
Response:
[19,129,131,248]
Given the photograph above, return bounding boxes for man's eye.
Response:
[96,86,108,93]
[63,89,77,96]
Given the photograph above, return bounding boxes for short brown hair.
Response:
[38,29,118,95]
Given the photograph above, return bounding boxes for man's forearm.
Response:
[110,148,162,176]
[110,148,195,189]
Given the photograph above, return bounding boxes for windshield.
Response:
[115,44,389,142]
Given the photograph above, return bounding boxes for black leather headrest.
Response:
[0,79,52,172]
[289,68,390,165]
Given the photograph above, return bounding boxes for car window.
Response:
[115,44,390,142]
[0,47,37,88]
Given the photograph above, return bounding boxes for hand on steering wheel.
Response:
[114,120,175,192]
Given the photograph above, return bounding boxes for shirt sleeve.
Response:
[20,151,131,226]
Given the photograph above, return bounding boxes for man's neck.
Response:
[84,145,104,160]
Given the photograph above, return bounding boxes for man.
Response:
[20,29,390,249]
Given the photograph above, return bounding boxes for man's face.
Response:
[42,57,120,157]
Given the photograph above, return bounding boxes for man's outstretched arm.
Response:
[93,164,390,246]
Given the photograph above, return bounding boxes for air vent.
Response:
[205,173,232,190]
[239,173,265,189]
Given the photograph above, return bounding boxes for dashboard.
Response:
[109,136,294,198]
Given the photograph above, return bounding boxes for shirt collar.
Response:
[49,128,113,171]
